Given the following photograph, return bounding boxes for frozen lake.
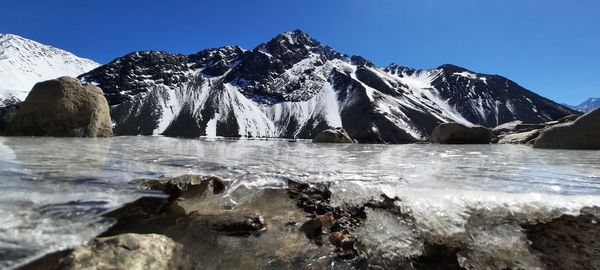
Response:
[1,136,599,269]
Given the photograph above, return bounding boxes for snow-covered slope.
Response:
[0,33,100,101]
[79,30,576,142]
[571,97,600,112]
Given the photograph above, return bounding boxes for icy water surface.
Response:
[0,136,600,269]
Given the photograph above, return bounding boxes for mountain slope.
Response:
[0,33,100,101]
[79,30,577,142]
[571,97,600,112]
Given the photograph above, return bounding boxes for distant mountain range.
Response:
[0,33,99,101]
[567,97,600,112]
[0,30,579,142]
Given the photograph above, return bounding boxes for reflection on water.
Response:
[0,136,599,269]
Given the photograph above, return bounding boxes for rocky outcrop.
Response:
[430,123,491,144]
[7,77,112,137]
[312,128,353,143]
[491,114,581,145]
[533,108,600,149]
[58,233,193,270]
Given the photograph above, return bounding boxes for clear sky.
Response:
[1,0,598,104]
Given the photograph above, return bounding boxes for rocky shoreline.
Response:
[19,174,600,270]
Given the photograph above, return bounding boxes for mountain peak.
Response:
[256,29,321,54]
[572,97,600,112]
[437,64,469,72]
[0,33,100,100]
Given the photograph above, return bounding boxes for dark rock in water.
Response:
[300,218,323,238]
[7,77,112,137]
[430,122,491,144]
[184,209,266,234]
[312,128,354,143]
[523,207,600,270]
[0,97,21,134]
[533,108,600,149]
[57,233,194,270]
[99,196,184,237]
[299,212,336,238]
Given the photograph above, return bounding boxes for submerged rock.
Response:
[7,77,112,137]
[313,128,354,143]
[58,233,193,270]
[184,209,266,234]
[533,108,600,149]
[430,123,491,144]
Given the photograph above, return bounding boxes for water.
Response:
[0,136,599,269]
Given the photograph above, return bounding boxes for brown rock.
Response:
[329,232,347,247]
[430,122,491,144]
[58,233,193,270]
[317,212,335,229]
[312,128,353,143]
[7,77,112,137]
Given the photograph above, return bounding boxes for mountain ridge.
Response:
[569,97,600,112]
[77,29,576,142]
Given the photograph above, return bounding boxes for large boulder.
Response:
[533,108,600,149]
[312,128,353,143]
[7,77,112,137]
[58,233,194,270]
[430,123,491,144]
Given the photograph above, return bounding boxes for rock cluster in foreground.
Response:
[22,174,600,270]
[7,76,112,137]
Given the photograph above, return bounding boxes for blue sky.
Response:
[1,0,598,104]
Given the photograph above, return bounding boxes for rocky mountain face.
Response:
[571,97,600,112]
[79,30,577,142]
[0,33,100,101]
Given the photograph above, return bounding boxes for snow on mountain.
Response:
[571,97,600,112]
[79,30,577,142]
[0,33,100,101]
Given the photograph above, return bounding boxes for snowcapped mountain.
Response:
[570,97,600,112]
[0,33,100,101]
[79,30,576,142]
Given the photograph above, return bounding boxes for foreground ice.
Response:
[0,136,599,269]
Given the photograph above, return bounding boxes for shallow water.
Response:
[0,136,599,269]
